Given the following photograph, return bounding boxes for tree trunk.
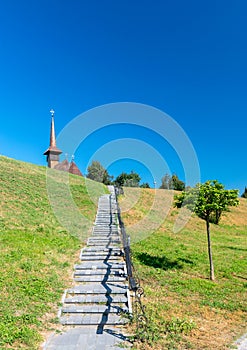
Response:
[206,216,215,281]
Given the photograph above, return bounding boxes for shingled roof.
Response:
[69,161,83,176]
[54,159,70,172]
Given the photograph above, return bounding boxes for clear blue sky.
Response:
[0,1,246,192]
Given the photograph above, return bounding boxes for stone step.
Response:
[80,251,123,257]
[87,238,120,242]
[61,305,128,314]
[64,295,128,304]
[82,249,122,255]
[88,237,120,241]
[82,246,121,251]
[74,275,126,283]
[96,212,118,216]
[93,224,118,231]
[91,234,119,238]
[94,223,117,226]
[75,262,125,269]
[95,218,117,221]
[87,240,121,245]
[93,229,118,233]
[74,269,126,276]
[60,314,128,325]
[93,227,119,231]
[67,284,128,295]
[87,242,120,247]
[92,232,119,235]
[79,256,123,261]
[91,234,120,238]
[80,255,123,259]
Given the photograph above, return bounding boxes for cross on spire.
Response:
[50,108,55,117]
[43,109,62,168]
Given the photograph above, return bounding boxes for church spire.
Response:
[43,109,62,168]
[49,109,56,148]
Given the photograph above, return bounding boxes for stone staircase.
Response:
[59,186,131,328]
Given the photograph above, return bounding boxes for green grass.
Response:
[1,157,246,349]
[120,188,247,350]
[0,156,107,349]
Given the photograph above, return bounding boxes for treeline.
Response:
[86,160,185,190]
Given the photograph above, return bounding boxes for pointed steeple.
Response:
[49,110,56,148]
[44,109,62,168]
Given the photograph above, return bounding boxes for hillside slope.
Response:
[0,156,107,349]
[119,187,247,350]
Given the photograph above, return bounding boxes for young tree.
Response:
[86,161,112,185]
[174,180,239,281]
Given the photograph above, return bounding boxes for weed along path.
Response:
[42,186,132,350]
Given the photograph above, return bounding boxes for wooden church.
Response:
[43,110,83,176]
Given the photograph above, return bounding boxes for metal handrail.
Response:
[114,187,138,291]
[114,186,147,317]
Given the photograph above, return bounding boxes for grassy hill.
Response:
[0,156,246,350]
[0,156,107,349]
[119,187,247,349]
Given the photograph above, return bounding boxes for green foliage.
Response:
[171,174,185,191]
[160,173,185,191]
[86,160,112,184]
[140,182,150,188]
[164,317,196,336]
[174,180,239,280]
[174,180,239,224]
[114,171,141,187]
[241,187,247,198]
[131,310,161,344]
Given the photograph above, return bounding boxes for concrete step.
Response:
[60,313,128,325]
[61,305,128,314]
[67,284,128,295]
[79,257,123,262]
[87,242,121,247]
[93,227,118,231]
[82,247,122,253]
[88,237,121,241]
[75,262,125,269]
[91,234,120,239]
[74,269,126,276]
[80,251,123,257]
[87,240,121,245]
[94,223,117,226]
[92,230,119,234]
[74,275,126,283]
[80,255,123,261]
[64,295,128,304]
